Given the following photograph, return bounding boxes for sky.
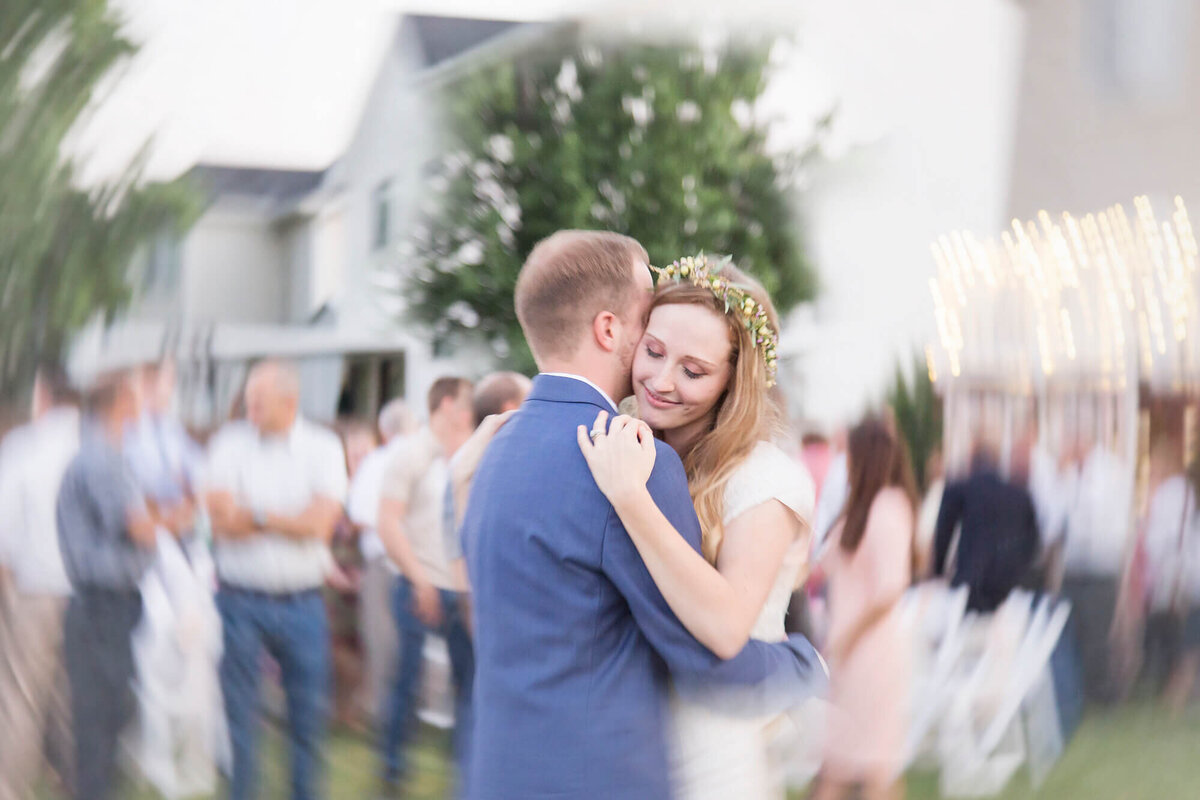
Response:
[74,0,836,184]
[69,0,1024,425]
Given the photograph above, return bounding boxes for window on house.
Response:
[373,180,392,250]
[145,230,181,295]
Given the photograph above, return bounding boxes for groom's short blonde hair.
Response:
[515,230,648,364]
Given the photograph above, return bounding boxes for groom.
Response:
[461,231,826,799]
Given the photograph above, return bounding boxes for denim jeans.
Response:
[381,576,474,789]
[217,586,330,800]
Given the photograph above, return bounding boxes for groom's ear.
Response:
[591,310,620,353]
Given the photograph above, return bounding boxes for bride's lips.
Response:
[641,386,680,410]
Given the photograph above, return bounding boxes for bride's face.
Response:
[632,303,733,433]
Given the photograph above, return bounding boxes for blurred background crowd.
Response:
[3,0,1200,798]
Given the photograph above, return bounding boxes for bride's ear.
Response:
[592,310,619,353]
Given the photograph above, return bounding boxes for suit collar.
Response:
[529,373,619,412]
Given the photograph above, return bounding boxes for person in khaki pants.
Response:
[0,363,80,800]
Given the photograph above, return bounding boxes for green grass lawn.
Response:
[42,703,1199,799]
[901,703,1200,800]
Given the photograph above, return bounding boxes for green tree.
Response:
[885,353,943,490]
[403,31,826,370]
[0,0,197,405]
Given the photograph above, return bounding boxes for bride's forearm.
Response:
[611,489,757,659]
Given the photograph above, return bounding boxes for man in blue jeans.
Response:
[204,360,348,800]
[377,377,476,796]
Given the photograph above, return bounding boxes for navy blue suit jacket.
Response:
[461,375,824,799]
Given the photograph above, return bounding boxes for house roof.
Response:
[406,14,525,69]
[189,164,326,202]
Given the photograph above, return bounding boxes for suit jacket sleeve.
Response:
[599,444,826,712]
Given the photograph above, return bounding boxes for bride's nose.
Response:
[649,368,675,395]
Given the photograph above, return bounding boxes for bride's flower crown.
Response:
[650,254,779,387]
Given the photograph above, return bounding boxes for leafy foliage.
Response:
[0,0,198,404]
[403,33,825,370]
[885,352,943,490]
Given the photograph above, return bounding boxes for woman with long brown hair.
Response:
[578,255,817,799]
[814,416,917,800]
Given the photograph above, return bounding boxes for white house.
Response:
[70,14,547,429]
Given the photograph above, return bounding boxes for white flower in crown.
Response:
[650,253,780,387]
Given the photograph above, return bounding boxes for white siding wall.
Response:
[181,207,288,325]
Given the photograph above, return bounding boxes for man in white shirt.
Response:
[377,377,475,795]
[0,363,79,800]
[1060,437,1133,705]
[204,360,348,800]
[345,398,417,725]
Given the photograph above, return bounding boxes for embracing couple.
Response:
[460,231,827,800]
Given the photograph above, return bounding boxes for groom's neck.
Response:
[539,357,624,404]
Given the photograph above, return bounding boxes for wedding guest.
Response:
[0,362,79,800]
[445,372,533,575]
[124,358,201,509]
[1060,434,1133,704]
[914,448,944,579]
[346,399,418,725]
[377,378,475,795]
[205,359,348,800]
[800,430,834,500]
[817,417,916,800]
[812,429,848,556]
[57,369,190,800]
[934,440,1039,613]
[327,420,379,728]
[1142,440,1200,711]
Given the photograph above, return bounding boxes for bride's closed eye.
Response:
[645,346,664,359]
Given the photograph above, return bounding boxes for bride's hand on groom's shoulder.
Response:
[577,411,656,507]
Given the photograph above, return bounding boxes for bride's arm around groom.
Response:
[594,422,826,713]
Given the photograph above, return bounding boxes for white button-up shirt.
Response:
[0,407,79,595]
[1029,442,1071,547]
[1063,446,1133,577]
[204,417,347,593]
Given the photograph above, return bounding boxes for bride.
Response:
[577,254,816,799]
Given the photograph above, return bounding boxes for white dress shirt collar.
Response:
[541,373,619,412]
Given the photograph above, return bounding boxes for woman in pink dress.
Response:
[816,417,916,800]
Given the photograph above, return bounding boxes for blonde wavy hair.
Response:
[649,262,785,563]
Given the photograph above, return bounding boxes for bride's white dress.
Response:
[669,441,815,800]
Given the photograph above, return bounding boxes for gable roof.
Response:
[406,14,524,69]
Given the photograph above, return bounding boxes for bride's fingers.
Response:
[591,410,609,436]
[576,425,596,460]
[636,422,655,453]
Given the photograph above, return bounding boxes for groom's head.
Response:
[515,231,652,398]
